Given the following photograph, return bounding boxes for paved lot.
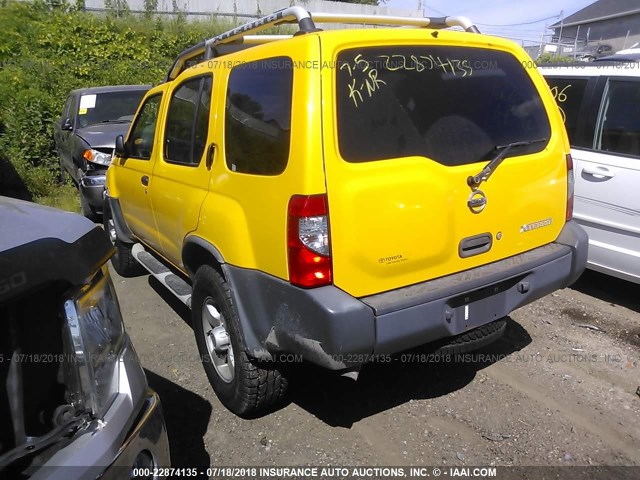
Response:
[111,267,640,473]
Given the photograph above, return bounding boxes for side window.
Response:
[225,57,293,175]
[164,75,212,165]
[595,80,640,158]
[64,95,78,126]
[545,78,588,144]
[127,94,162,160]
[62,96,73,119]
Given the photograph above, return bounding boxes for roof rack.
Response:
[165,5,480,81]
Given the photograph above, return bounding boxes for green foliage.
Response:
[536,53,574,64]
[35,182,80,213]
[104,0,130,16]
[0,1,230,199]
[143,0,158,19]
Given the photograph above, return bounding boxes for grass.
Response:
[34,182,80,213]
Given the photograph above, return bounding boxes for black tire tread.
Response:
[193,265,288,416]
[112,241,146,277]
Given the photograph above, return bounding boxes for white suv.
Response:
[540,64,640,284]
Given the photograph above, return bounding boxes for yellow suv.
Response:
[104,7,587,416]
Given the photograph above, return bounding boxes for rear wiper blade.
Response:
[467,138,547,189]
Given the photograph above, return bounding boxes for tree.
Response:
[104,0,129,16]
[143,0,157,19]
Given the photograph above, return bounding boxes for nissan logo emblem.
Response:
[467,190,487,213]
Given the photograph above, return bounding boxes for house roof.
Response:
[551,0,640,28]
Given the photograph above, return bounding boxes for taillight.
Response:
[566,154,574,221]
[287,194,332,288]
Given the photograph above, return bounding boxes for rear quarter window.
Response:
[595,80,640,158]
[224,57,293,175]
[544,77,589,145]
[336,46,551,165]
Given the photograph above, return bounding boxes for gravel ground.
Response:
[111,267,640,476]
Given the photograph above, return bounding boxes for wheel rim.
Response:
[106,218,117,246]
[202,297,235,383]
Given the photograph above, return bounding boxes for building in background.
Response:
[551,0,640,57]
[79,0,423,25]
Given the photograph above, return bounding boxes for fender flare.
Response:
[182,236,270,360]
[105,195,135,244]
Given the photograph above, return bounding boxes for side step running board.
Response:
[131,244,192,308]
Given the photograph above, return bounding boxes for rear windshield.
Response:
[336,46,550,165]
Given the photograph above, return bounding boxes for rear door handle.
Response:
[582,165,615,178]
[141,175,149,186]
[206,143,216,170]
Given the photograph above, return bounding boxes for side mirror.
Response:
[62,117,73,131]
[114,135,128,157]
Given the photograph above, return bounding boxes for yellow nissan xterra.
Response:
[104,6,587,416]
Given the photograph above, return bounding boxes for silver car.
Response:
[540,64,640,284]
[0,196,170,478]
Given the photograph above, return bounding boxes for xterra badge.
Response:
[521,218,552,233]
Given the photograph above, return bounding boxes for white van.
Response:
[540,64,640,284]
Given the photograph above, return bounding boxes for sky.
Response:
[386,0,595,45]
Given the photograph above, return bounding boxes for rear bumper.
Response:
[227,221,587,369]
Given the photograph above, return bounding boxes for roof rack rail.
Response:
[165,6,480,81]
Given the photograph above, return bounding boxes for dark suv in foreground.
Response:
[0,196,169,478]
[53,85,149,219]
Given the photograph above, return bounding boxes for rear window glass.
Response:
[336,46,551,165]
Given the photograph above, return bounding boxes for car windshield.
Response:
[336,46,550,165]
[76,90,147,128]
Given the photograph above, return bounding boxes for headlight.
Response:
[83,149,112,166]
[63,267,126,417]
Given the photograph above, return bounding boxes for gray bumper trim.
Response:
[224,265,375,369]
[224,221,587,368]
[555,219,589,285]
[100,391,170,479]
[79,172,106,210]
[365,220,587,316]
[363,243,569,316]
[373,248,573,354]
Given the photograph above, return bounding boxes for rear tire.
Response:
[103,204,145,277]
[432,318,507,356]
[192,265,288,416]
